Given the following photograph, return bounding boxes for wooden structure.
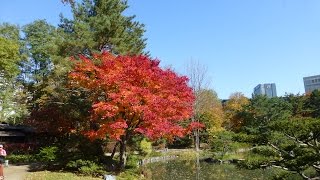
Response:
[0,123,34,144]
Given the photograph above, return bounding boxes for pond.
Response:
[141,159,302,180]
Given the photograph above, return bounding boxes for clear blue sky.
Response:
[1,0,320,99]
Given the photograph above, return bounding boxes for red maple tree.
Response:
[69,52,202,168]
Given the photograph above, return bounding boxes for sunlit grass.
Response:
[25,171,102,180]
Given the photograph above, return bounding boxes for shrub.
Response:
[126,155,141,168]
[251,146,278,157]
[237,153,275,169]
[210,131,235,158]
[66,159,106,176]
[139,139,152,157]
[6,154,35,164]
[37,146,58,163]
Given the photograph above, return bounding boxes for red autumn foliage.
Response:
[69,52,202,141]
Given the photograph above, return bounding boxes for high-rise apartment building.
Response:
[253,83,277,98]
[303,75,320,93]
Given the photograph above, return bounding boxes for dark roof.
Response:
[0,131,25,137]
[0,124,34,133]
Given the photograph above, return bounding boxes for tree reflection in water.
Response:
[143,159,302,180]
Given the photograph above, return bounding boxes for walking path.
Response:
[4,165,29,180]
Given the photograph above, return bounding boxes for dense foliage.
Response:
[70,52,200,168]
[222,92,320,179]
[2,0,320,179]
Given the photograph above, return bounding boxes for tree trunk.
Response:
[195,152,200,180]
[119,138,127,170]
[192,116,200,151]
[110,141,119,159]
[194,129,200,151]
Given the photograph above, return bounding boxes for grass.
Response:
[25,171,102,180]
[117,169,144,180]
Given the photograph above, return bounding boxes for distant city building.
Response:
[253,83,277,98]
[303,75,320,94]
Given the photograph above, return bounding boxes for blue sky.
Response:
[1,0,320,99]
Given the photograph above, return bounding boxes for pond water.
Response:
[141,159,300,180]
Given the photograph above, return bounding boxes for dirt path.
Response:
[4,165,29,180]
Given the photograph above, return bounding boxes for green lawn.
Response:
[25,171,102,180]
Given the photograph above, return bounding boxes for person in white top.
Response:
[0,144,6,180]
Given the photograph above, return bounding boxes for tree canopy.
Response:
[59,0,147,56]
[69,52,201,168]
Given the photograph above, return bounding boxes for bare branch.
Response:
[268,142,294,157]
[313,164,320,171]
[272,165,289,171]
[299,172,310,180]
[285,133,314,147]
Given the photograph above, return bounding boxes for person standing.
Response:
[0,145,6,180]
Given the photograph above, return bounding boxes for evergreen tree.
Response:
[305,90,320,118]
[58,0,147,56]
[22,0,147,137]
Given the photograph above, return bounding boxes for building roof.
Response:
[0,131,25,137]
[0,124,34,137]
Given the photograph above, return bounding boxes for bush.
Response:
[210,131,236,158]
[139,139,152,157]
[66,159,106,176]
[126,155,141,168]
[251,146,278,157]
[233,132,259,143]
[37,146,58,163]
[6,154,35,164]
[237,153,275,169]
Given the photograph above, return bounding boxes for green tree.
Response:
[58,0,147,56]
[0,23,28,124]
[23,0,147,142]
[284,93,307,117]
[247,117,320,179]
[239,96,292,144]
[305,90,320,118]
[22,20,58,83]
[21,20,70,112]
[0,23,21,78]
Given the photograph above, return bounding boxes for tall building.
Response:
[253,83,277,98]
[303,75,320,93]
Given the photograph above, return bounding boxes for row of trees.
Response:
[0,0,148,170]
[1,0,213,170]
[4,1,319,178]
[0,0,147,123]
[218,91,320,179]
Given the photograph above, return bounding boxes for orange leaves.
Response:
[69,52,195,141]
[85,119,128,140]
[92,102,118,119]
[186,122,205,134]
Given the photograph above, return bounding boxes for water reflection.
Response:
[143,159,280,180]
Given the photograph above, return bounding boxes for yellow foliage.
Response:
[224,92,249,130]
